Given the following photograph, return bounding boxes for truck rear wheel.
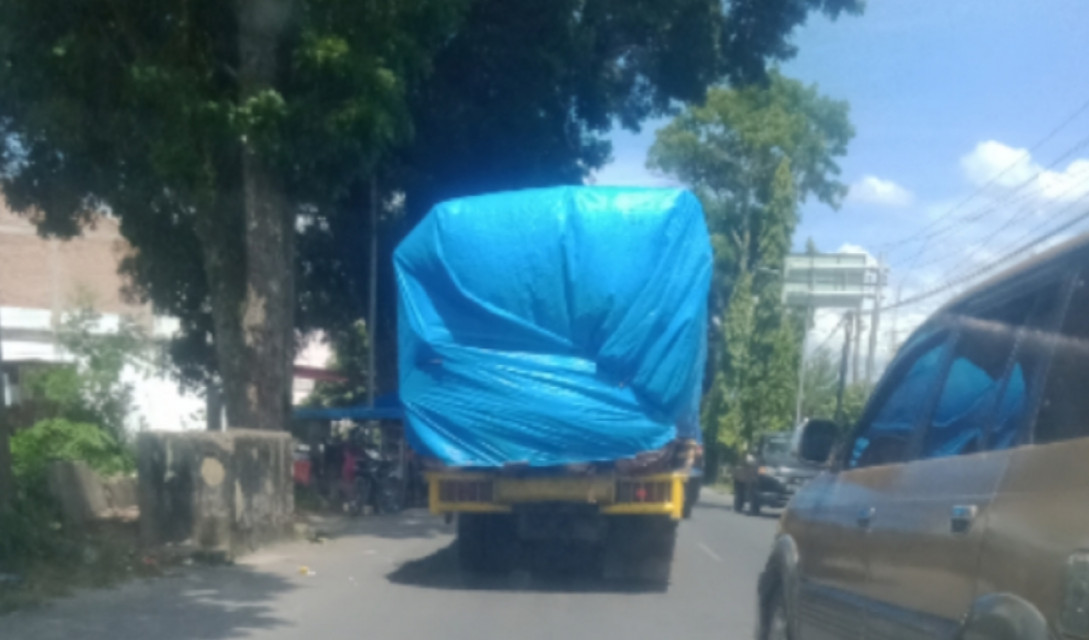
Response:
[683,478,699,519]
[602,516,677,587]
[457,513,517,574]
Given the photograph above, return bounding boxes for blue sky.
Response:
[595,0,1089,354]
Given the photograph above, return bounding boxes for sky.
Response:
[594,0,1089,369]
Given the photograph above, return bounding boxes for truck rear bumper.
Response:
[427,471,688,520]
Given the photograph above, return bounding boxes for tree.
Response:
[302,320,371,408]
[369,0,863,390]
[649,72,853,457]
[800,347,871,429]
[0,0,463,431]
[0,0,862,438]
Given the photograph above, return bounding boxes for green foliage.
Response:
[4,305,141,508]
[0,0,863,420]
[650,73,853,456]
[800,347,872,430]
[16,306,150,442]
[0,306,140,578]
[0,0,466,422]
[303,320,371,408]
[10,419,131,482]
[713,162,801,450]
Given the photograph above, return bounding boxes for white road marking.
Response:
[698,542,723,563]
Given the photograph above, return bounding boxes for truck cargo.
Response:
[395,186,711,583]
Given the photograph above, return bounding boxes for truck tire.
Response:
[457,513,517,574]
[760,586,791,640]
[733,484,745,512]
[683,478,699,519]
[603,516,677,587]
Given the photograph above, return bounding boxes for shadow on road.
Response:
[387,542,667,594]
[4,565,295,640]
[693,500,781,520]
[306,508,453,541]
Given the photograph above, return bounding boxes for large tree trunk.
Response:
[194,192,255,429]
[238,0,294,431]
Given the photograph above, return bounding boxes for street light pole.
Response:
[835,310,853,424]
[794,303,811,425]
[367,175,378,409]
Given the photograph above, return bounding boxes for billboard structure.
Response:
[783,251,888,422]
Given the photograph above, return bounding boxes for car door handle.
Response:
[857,506,875,529]
[951,505,978,535]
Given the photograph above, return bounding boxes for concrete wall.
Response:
[46,461,138,525]
[137,430,294,557]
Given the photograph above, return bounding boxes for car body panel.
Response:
[976,438,1089,632]
[863,450,1010,638]
[758,237,1089,640]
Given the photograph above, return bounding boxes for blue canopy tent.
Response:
[292,393,403,422]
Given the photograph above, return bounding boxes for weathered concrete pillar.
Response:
[137,430,293,558]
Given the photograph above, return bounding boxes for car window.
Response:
[921,317,1018,459]
[1034,274,1089,445]
[761,436,793,465]
[986,279,1066,451]
[848,335,951,469]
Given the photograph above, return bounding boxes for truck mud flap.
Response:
[602,515,677,587]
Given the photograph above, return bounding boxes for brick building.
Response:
[1,199,334,429]
[0,200,205,430]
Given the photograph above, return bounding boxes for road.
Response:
[3,490,779,640]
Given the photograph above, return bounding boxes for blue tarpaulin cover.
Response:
[395,186,711,468]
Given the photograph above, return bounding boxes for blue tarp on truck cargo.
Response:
[395,186,711,468]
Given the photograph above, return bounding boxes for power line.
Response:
[810,313,848,354]
[891,130,1089,269]
[884,204,1089,313]
[907,173,1089,274]
[875,95,1089,254]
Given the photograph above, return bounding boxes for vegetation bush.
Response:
[0,306,145,578]
[11,418,133,482]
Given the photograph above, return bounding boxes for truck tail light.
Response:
[616,480,671,503]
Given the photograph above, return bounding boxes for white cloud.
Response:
[847,175,914,207]
[960,140,1089,202]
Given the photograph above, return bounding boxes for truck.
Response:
[394,186,711,584]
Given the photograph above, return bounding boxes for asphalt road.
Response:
[3,490,779,640]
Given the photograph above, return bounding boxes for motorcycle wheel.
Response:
[348,477,369,517]
[378,484,403,514]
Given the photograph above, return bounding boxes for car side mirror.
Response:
[794,418,839,465]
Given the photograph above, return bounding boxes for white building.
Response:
[0,201,210,431]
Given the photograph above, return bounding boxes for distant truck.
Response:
[394,187,711,584]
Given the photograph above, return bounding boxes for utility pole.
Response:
[865,258,885,385]
[367,175,378,409]
[851,310,862,385]
[794,304,812,425]
[0,292,11,514]
[835,310,853,424]
[887,283,903,358]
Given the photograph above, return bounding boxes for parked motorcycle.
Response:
[346,448,404,516]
